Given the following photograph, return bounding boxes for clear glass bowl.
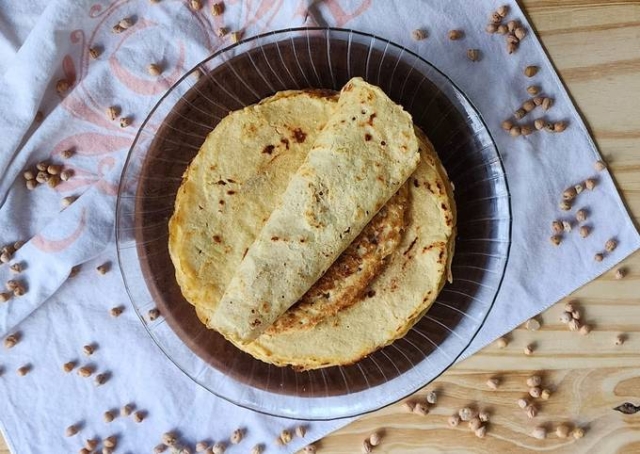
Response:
[116,27,511,420]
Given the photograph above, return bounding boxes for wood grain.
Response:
[1,0,638,453]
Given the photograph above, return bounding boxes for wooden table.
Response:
[1,0,638,453]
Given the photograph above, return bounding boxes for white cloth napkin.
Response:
[0,0,638,452]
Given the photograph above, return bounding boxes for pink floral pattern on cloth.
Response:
[0,0,372,337]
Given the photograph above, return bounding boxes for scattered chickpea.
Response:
[527,85,540,96]
[230,31,243,43]
[89,47,100,59]
[496,337,508,348]
[0,292,11,303]
[83,344,95,356]
[162,432,178,446]
[26,180,38,190]
[526,318,541,331]
[56,79,71,94]
[562,221,572,232]
[524,66,539,77]
[572,427,585,439]
[568,319,581,331]
[4,333,19,349]
[119,17,134,29]
[63,361,75,373]
[525,405,537,418]
[529,386,542,398]
[133,410,145,422]
[551,221,563,233]
[522,100,536,112]
[486,377,499,390]
[517,398,529,409]
[154,444,168,453]
[585,178,597,190]
[110,306,124,317]
[497,24,508,35]
[563,187,577,201]
[48,175,61,188]
[474,425,487,438]
[524,344,534,355]
[251,445,264,454]
[467,49,480,62]
[426,390,437,404]
[85,439,98,450]
[541,97,554,111]
[195,441,209,452]
[104,435,117,448]
[413,402,429,415]
[65,424,79,437]
[119,116,132,128]
[579,324,592,335]
[615,334,626,345]
[69,265,81,278]
[96,263,110,274]
[576,209,587,223]
[448,29,464,40]
[580,226,591,238]
[489,12,502,24]
[468,417,482,431]
[550,235,561,246]
[95,373,108,386]
[369,432,381,446]
[190,0,203,10]
[526,375,542,387]
[17,365,30,376]
[510,126,522,137]
[555,424,570,438]
[486,24,498,34]
[521,125,534,136]
[231,428,244,444]
[401,401,415,412]
[78,366,93,377]
[107,106,119,121]
[615,268,625,279]
[514,109,526,120]
[303,445,317,454]
[478,410,490,422]
[211,2,225,15]
[594,253,604,262]
[216,27,229,37]
[541,389,552,400]
[148,63,162,76]
[554,121,568,132]
[148,308,160,321]
[120,404,133,417]
[497,5,510,17]
[594,160,606,171]
[531,426,546,439]
[559,200,572,211]
[605,239,617,252]
[212,442,226,454]
[361,439,373,454]
[458,407,476,422]
[448,415,460,427]
[103,410,115,423]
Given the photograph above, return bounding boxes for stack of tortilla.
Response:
[169,78,456,370]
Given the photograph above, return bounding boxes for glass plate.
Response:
[116,27,511,420]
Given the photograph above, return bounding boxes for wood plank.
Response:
[1,1,639,453]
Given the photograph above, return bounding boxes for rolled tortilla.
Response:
[208,77,421,343]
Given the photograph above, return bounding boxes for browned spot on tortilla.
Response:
[247,124,257,133]
[242,248,248,259]
[441,202,447,210]
[250,319,262,328]
[216,180,227,185]
[343,82,354,92]
[271,236,280,241]
[213,235,222,243]
[262,144,275,155]
[299,238,306,243]
[381,140,386,146]
[227,190,236,195]
[218,200,225,205]
[404,237,418,256]
[227,178,236,184]
[292,128,307,143]
[413,178,420,188]
[436,181,443,194]
[280,138,290,149]
[367,290,376,298]
[368,113,377,125]
[365,133,372,141]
